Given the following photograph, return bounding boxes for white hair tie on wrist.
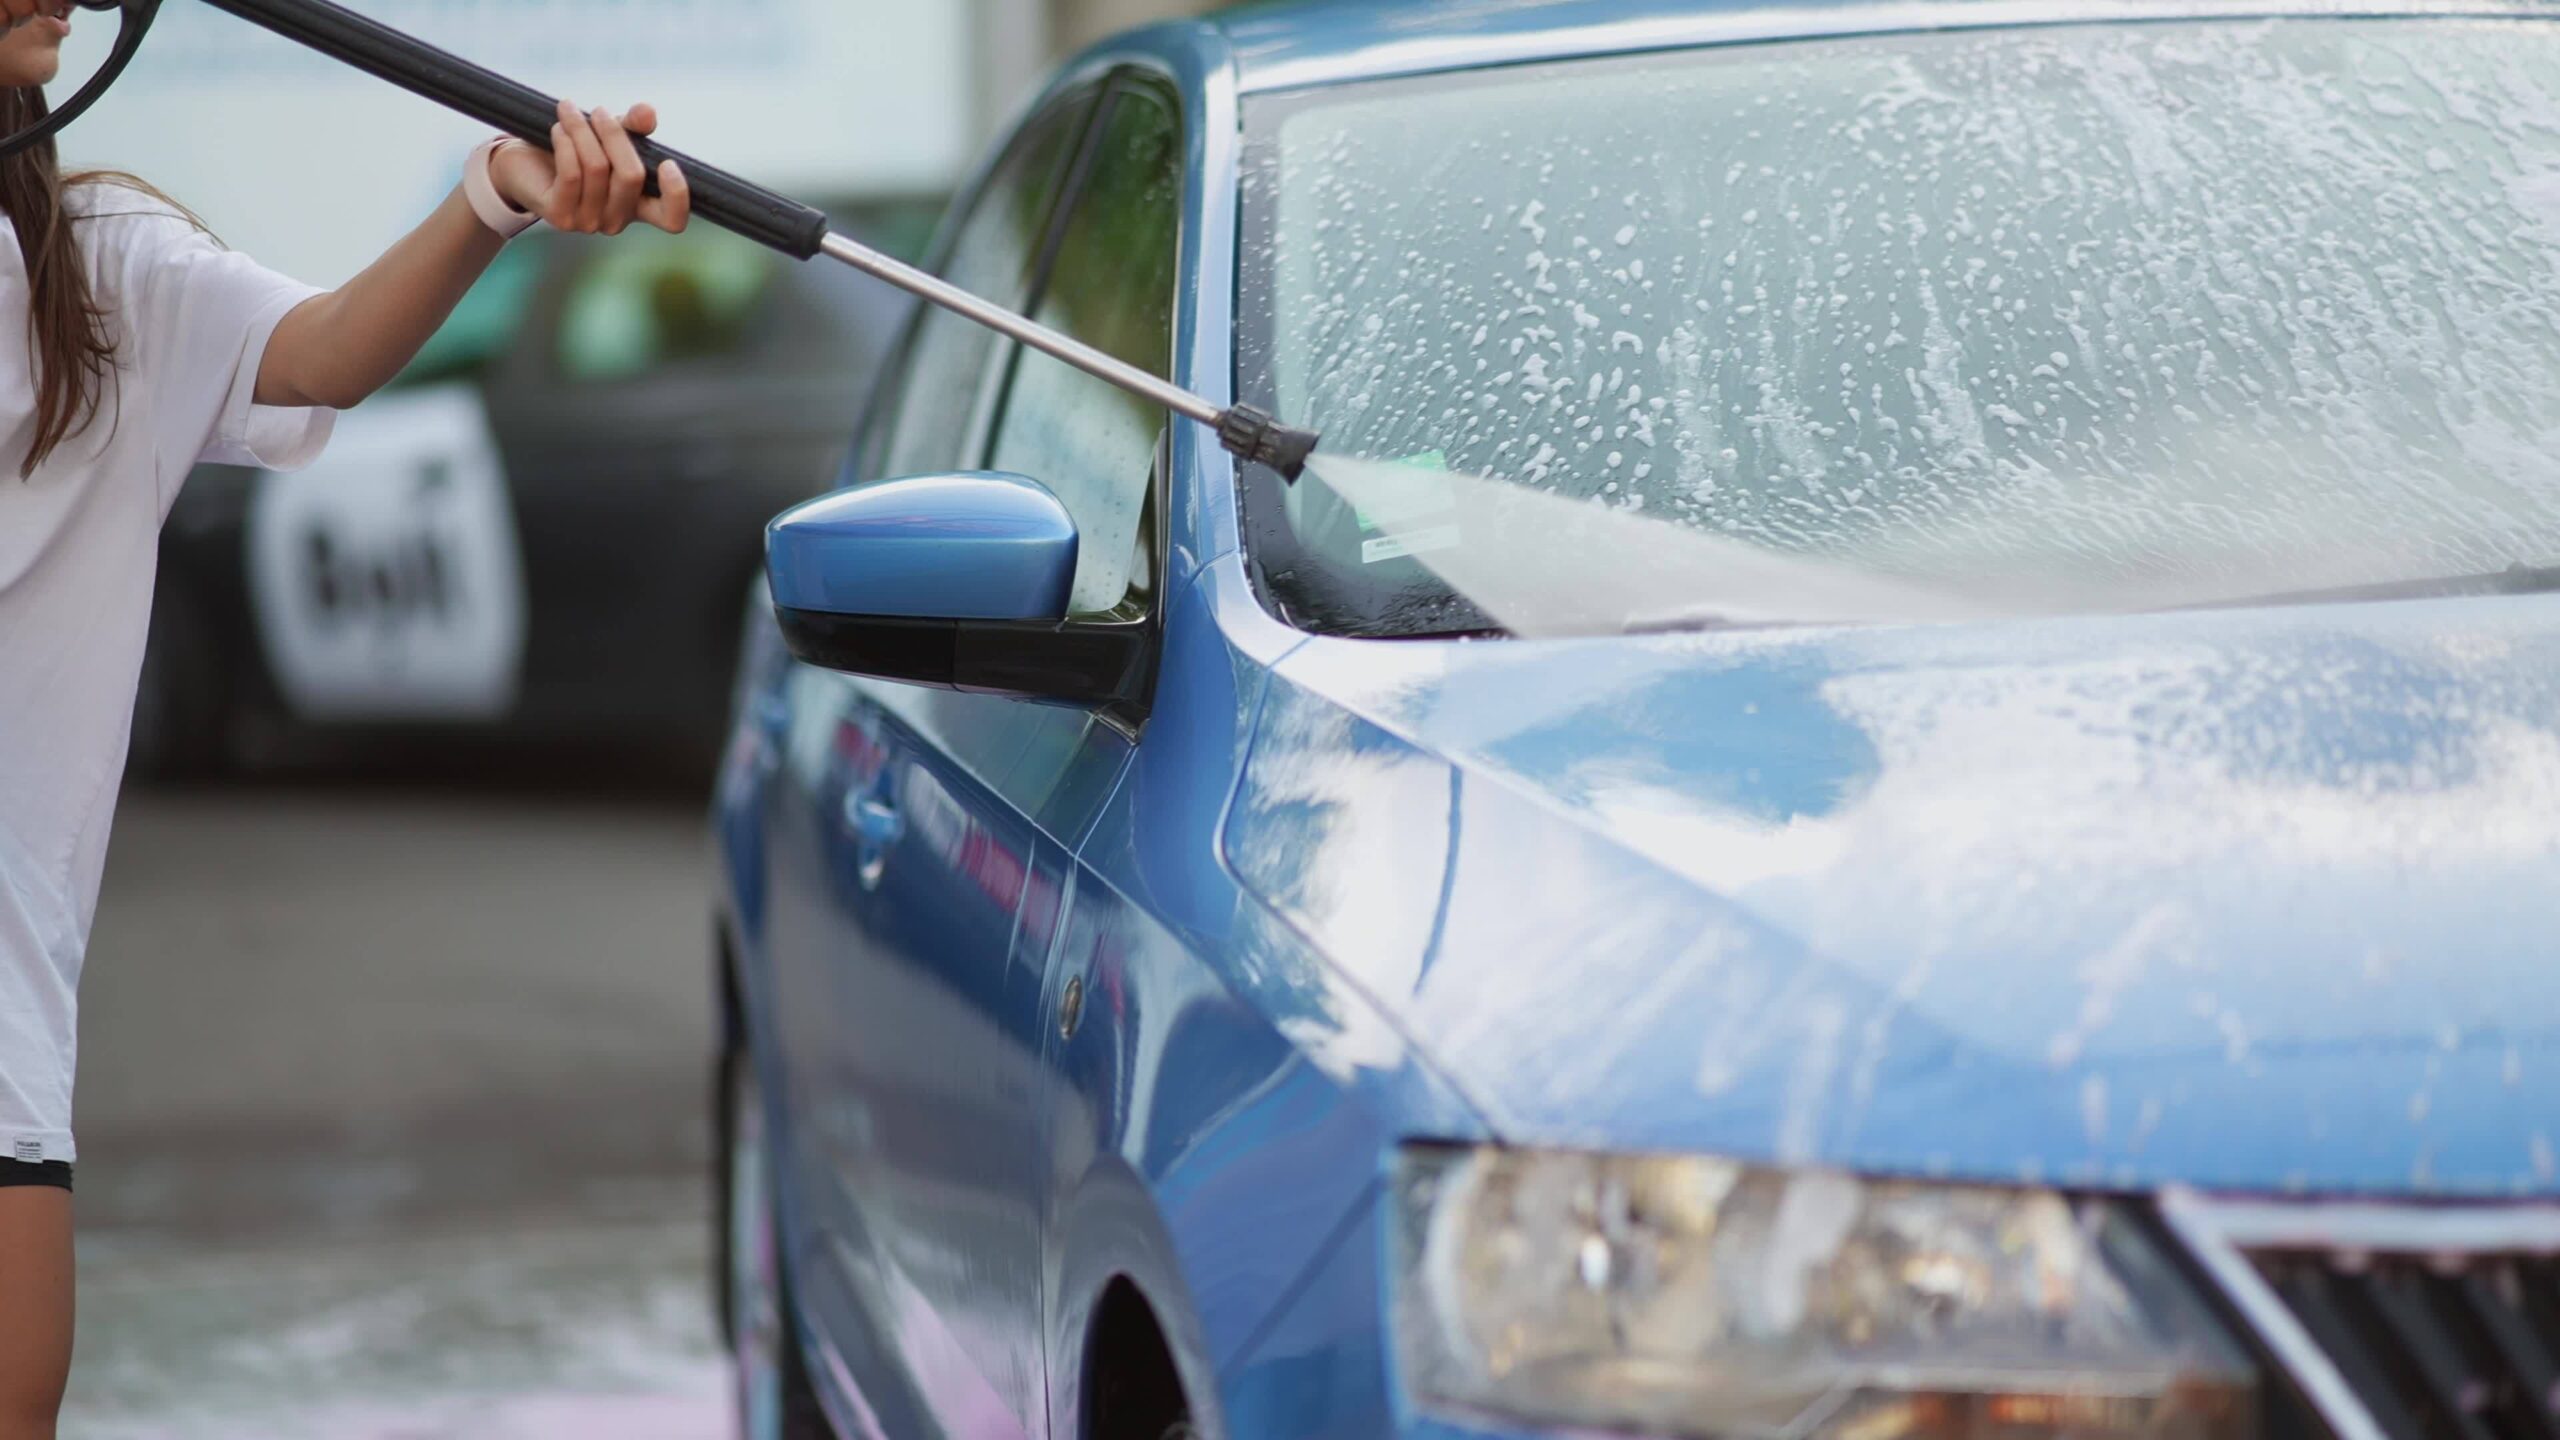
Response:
[465,137,539,240]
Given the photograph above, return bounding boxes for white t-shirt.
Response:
[0,183,334,1164]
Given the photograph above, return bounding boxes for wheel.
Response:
[128,574,229,783]
[723,1047,832,1440]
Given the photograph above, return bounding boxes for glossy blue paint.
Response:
[1238,598,2560,1198]
[704,5,2560,1440]
[765,472,1078,621]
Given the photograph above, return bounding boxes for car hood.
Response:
[1226,595,2560,1198]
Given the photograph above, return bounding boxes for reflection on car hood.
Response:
[1227,595,2560,1197]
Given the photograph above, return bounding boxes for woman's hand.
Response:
[492,100,692,236]
[256,99,694,409]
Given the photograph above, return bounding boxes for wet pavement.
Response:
[60,779,730,1438]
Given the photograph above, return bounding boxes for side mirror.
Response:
[769,471,1077,622]
[767,472,1146,706]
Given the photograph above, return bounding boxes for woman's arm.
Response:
[256,100,693,410]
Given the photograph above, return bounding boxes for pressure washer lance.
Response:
[25,0,1322,480]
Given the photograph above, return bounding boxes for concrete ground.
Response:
[58,777,732,1439]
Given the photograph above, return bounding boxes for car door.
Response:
[968,70,1191,1107]
[756,81,1106,1440]
[957,83,1194,1417]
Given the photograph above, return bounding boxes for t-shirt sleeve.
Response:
[120,208,336,493]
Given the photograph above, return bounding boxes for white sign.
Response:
[51,0,973,284]
[246,383,527,721]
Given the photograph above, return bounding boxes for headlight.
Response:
[1393,1146,2257,1438]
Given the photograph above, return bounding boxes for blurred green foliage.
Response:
[391,194,945,391]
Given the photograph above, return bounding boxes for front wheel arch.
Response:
[1050,1163,1224,1440]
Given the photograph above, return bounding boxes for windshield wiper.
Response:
[2190,561,2560,613]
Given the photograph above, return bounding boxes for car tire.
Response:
[129,574,229,783]
[722,1045,833,1440]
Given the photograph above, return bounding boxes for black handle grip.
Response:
[194,0,831,259]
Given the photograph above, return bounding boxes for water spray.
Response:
[13,0,1322,479]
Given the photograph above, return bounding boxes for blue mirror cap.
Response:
[765,471,1079,622]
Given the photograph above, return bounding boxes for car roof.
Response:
[1198,0,2559,94]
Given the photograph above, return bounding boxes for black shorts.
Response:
[0,1158,70,1191]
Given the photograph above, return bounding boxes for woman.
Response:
[0,0,693,1429]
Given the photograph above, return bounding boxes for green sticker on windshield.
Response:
[1355,450,1463,564]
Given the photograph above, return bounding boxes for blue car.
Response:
[712,3,2560,1438]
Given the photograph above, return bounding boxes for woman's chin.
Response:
[0,24,64,87]
[0,52,55,85]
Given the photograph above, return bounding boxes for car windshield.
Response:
[1236,17,2560,638]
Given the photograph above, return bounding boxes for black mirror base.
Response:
[775,607,1152,714]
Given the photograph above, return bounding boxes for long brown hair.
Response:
[2,85,122,477]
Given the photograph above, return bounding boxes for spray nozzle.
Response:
[1217,405,1319,483]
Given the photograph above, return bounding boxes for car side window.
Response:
[553,227,777,383]
[985,83,1181,621]
[876,89,1097,479]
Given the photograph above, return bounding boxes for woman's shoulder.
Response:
[62,176,223,296]
[64,175,214,249]
[67,171,205,220]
